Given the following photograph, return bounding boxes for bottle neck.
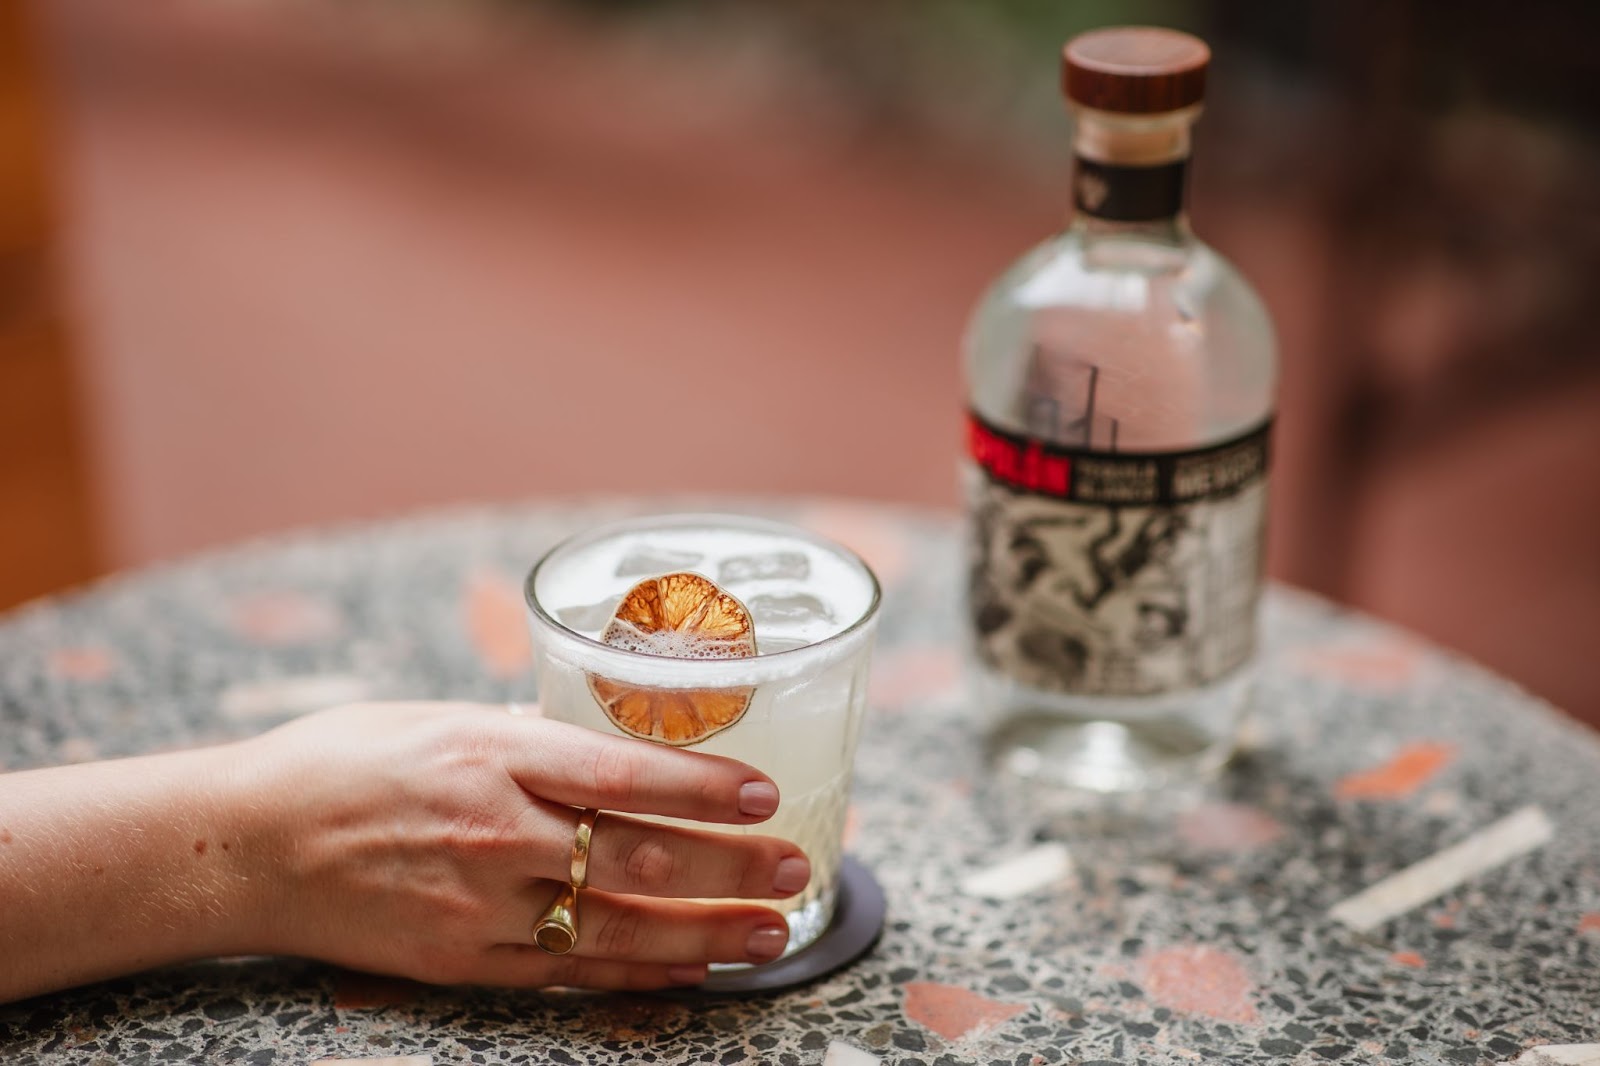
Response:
[1068,107,1198,245]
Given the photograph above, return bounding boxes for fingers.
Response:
[512,886,792,966]
[522,805,811,900]
[502,718,780,824]
[475,946,709,991]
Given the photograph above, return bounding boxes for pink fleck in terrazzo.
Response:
[903,981,1025,1041]
[1177,802,1285,854]
[1336,741,1456,800]
[1136,946,1258,1024]
[1293,640,1423,690]
[229,590,341,645]
[463,570,533,679]
[46,646,116,681]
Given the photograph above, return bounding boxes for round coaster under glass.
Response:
[695,856,886,995]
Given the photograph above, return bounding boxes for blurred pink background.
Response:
[4,0,1598,721]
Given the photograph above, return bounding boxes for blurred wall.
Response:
[10,0,1600,721]
[0,2,96,608]
[36,2,1036,566]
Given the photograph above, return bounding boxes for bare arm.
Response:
[0,745,270,1001]
[0,702,808,1004]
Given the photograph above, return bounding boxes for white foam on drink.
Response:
[531,517,879,687]
[539,525,872,642]
[600,620,753,661]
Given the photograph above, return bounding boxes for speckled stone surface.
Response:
[3,500,1599,1065]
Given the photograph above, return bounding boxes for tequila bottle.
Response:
[963,27,1276,791]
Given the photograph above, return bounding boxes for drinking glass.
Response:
[524,513,881,954]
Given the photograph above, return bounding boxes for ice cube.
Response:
[746,593,834,627]
[614,547,704,577]
[556,595,621,632]
[718,551,810,584]
[757,634,812,655]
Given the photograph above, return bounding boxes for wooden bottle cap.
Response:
[1062,27,1210,114]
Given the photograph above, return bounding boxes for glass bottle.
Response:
[963,27,1277,792]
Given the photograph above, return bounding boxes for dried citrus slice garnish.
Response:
[586,572,757,747]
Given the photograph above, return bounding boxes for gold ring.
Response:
[571,808,598,890]
[533,883,580,955]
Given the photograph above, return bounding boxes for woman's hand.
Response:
[0,701,807,1002]
[233,702,808,990]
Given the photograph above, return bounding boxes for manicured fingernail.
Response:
[668,964,707,985]
[772,855,810,895]
[746,925,788,961]
[738,781,780,818]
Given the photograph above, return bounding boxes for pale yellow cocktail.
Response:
[524,514,880,953]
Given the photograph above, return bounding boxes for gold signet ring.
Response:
[533,883,580,955]
[571,808,598,889]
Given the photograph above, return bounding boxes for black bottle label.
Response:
[1073,157,1187,223]
[966,412,1271,697]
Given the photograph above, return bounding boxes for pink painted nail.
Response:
[738,781,780,818]
[746,926,788,961]
[773,856,811,895]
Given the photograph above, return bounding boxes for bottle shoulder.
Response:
[965,229,1276,449]
[976,232,1265,320]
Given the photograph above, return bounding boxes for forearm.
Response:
[0,702,812,1000]
[0,744,270,1003]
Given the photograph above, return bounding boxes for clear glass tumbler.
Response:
[524,513,881,955]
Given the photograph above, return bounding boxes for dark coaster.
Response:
[696,856,886,995]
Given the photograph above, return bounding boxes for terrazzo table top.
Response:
[2,500,1598,1066]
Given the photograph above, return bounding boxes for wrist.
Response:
[188,739,289,958]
